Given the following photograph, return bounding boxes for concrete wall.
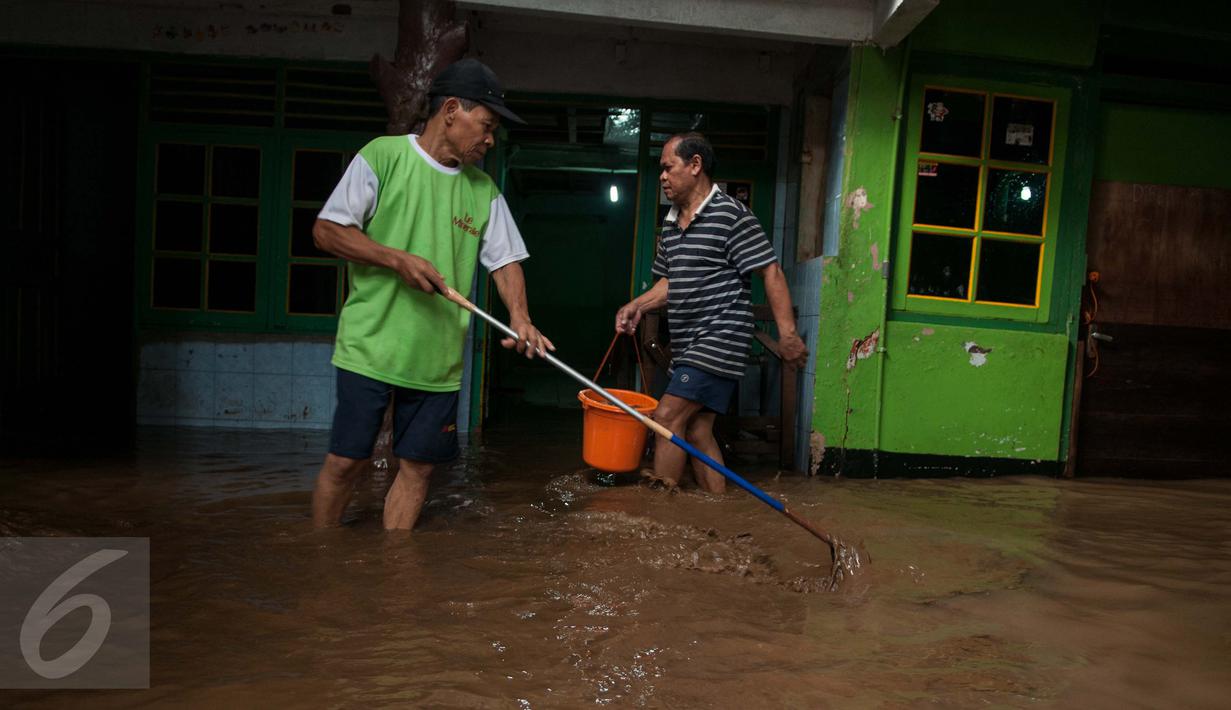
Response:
[0,0,393,59]
[469,12,809,106]
[459,0,873,45]
[0,0,399,61]
[136,335,336,430]
[2,1,813,106]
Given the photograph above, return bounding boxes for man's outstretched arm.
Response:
[490,261,554,359]
[615,277,669,334]
[758,262,808,369]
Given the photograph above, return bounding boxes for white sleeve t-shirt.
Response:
[318,135,529,272]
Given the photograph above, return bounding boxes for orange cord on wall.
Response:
[1082,270,1100,325]
[1084,270,1101,378]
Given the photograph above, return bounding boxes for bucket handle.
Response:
[592,332,650,393]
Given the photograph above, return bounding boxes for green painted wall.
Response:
[909,0,1101,69]
[1095,103,1231,190]
[814,46,907,453]
[880,322,1069,459]
[813,37,1096,466]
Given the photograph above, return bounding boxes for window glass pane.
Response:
[207,260,257,312]
[914,162,980,229]
[720,181,753,210]
[156,143,205,195]
[211,146,260,198]
[977,239,1041,305]
[288,264,338,315]
[603,108,640,147]
[990,96,1053,165]
[908,232,972,300]
[210,204,259,255]
[154,200,203,252]
[919,88,985,158]
[983,169,1048,235]
[649,111,706,139]
[291,207,333,258]
[152,257,201,309]
[294,150,345,202]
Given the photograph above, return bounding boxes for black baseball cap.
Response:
[428,58,525,125]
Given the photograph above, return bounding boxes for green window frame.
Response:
[137,127,278,330]
[891,76,1070,322]
[274,136,360,333]
[135,60,379,333]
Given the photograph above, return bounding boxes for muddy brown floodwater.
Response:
[2,422,1230,708]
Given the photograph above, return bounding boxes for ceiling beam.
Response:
[871,0,939,48]
[458,0,873,45]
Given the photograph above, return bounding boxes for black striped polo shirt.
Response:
[652,185,778,379]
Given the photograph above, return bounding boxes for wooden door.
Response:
[1077,181,1231,476]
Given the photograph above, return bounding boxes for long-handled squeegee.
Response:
[438,286,866,590]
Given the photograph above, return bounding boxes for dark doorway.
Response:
[1077,181,1231,476]
[482,103,641,424]
[487,169,638,417]
[1,56,138,450]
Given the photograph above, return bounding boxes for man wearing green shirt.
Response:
[310,59,553,531]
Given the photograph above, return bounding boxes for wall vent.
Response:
[149,62,277,127]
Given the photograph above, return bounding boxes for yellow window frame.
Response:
[892,77,1070,322]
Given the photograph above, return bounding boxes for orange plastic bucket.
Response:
[577,388,658,472]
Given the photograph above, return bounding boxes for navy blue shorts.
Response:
[329,368,460,464]
[664,365,737,414]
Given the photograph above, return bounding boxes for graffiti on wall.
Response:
[152,21,345,42]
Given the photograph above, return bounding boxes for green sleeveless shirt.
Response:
[331,135,499,391]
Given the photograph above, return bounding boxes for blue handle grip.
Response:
[669,434,785,512]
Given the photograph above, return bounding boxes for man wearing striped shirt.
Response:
[615,132,808,492]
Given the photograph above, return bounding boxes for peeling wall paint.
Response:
[846,329,880,370]
[844,186,874,229]
[880,322,1069,460]
[809,432,826,476]
[963,341,992,367]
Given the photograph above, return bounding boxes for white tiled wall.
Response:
[763,99,825,472]
[137,336,336,429]
[788,256,824,470]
